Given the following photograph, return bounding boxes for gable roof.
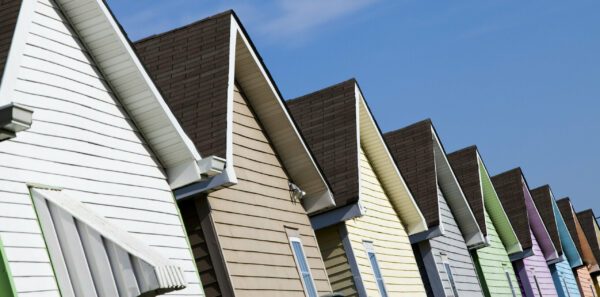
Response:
[0,0,207,190]
[0,0,22,83]
[531,185,584,267]
[492,169,558,261]
[134,10,335,214]
[577,209,600,264]
[557,198,598,270]
[492,169,532,250]
[531,185,563,256]
[447,146,486,236]
[384,120,484,247]
[447,146,522,254]
[287,79,427,234]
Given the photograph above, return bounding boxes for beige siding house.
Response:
[288,79,429,297]
[135,11,337,297]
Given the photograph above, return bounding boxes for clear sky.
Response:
[106,1,600,217]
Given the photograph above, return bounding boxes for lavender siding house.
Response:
[492,169,560,297]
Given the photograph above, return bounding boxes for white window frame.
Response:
[441,253,459,297]
[363,241,388,297]
[559,272,571,297]
[288,236,318,297]
[531,268,543,297]
[503,265,517,297]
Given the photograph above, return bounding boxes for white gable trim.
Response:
[357,86,428,235]
[228,16,334,214]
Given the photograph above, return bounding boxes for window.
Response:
[364,241,388,297]
[531,268,543,297]
[30,187,185,297]
[286,228,318,297]
[441,253,459,297]
[559,273,571,297]
[503,264,517,297]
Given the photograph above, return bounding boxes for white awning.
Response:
[30,188,186,297]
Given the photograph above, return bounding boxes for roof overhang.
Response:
[475,152,523,255]
[227,15,335,214]
[0,0,215,190]
[356,85,427,235]
[431,128,485,248]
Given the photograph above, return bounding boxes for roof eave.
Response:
[229,16,335,213]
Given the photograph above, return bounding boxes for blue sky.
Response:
[106,1,600,217]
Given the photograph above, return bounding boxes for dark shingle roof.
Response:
[447,146,487,237]
[134,10,233,159]
[530,185,563,256]
[383,119,439,228]
[0,0,23,84]
[286,79,359,209]
[577,209,600,264]
[491,168,533,251]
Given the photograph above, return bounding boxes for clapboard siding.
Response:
[573,266,596,297]
[0,0,201,295]
[474,209,522,297]
[204,85,331,296]
[517,229,559,297]
[550,259,581,297]
[343,148,426,296]
[428,186,484,297]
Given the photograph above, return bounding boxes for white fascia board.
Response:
[432,128,485,247]
[57,0,208,190]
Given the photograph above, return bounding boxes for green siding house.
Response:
[448,146,523,297]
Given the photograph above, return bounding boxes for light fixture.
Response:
[288,182,306,202]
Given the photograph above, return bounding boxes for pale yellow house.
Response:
[287,79,429,297]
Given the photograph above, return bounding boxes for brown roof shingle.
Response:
[134,10,233,159]
[491,168,533,250]
[286,79,359,209]
[383,119,439,228]
[447,146,487,237]
[577,209,600,264]
[530,185,563,256]
[0,0,22,84]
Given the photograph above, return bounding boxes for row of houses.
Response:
[0,1,596,297]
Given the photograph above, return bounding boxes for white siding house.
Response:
[0,0,217,296]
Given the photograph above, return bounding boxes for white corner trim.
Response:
[0,0,37,105]
[226,16,238,185]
